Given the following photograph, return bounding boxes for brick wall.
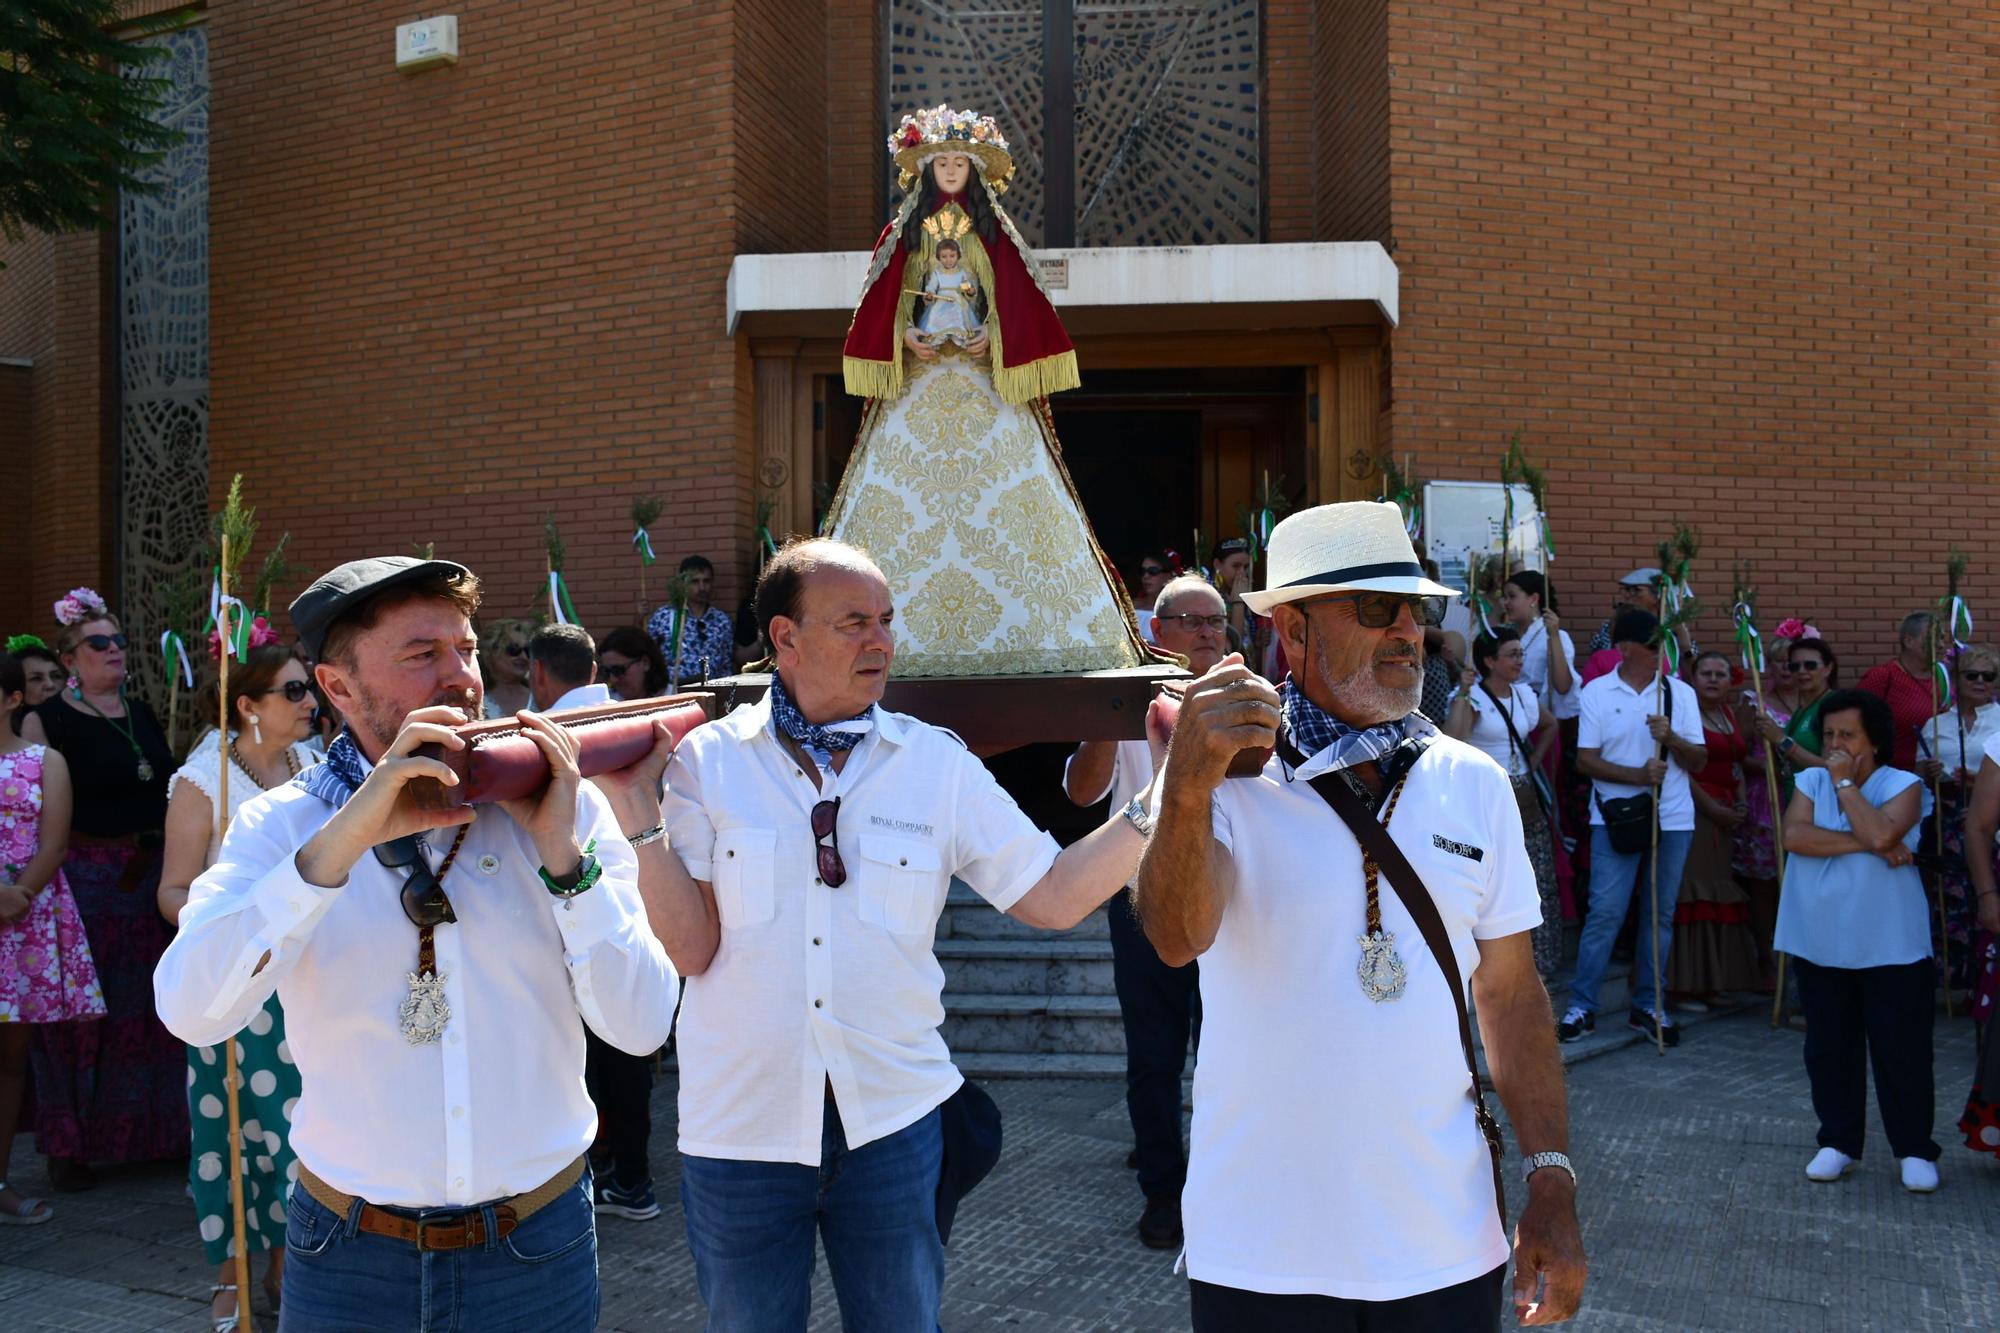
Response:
[1313,0,1391,245]
[1262,0,1315,242]
[0,228,113,643]
[1381,0,1998,663]
[206,1,756,637]
[825,0,884,249]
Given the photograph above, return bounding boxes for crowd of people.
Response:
[0,506,1993,1328]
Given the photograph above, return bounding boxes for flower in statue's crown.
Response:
[52,587,108,627]
[887,104,1015,194]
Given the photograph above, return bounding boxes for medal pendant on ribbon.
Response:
[1357,929,1407,1003]
[136,758,154,783]
[400,969,450,1044]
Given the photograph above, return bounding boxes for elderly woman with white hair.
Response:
[1915,644,2000,994]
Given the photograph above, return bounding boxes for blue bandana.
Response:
[1279,677,1432,776]
[768,673,873,771]
[294,729,370,809]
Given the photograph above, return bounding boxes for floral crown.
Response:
[890,104,1014,195]
[1773,617,1821,642]
[52,587,108,627]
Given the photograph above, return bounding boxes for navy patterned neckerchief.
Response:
[768,672,874,773]
[295,728,370,809]
[1279,677,1433,779]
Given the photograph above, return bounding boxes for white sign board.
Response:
[397,16,459,70]
[1423,480,1543,601]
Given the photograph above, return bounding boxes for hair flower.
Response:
[208,614,279,661]
[52,588,109,627]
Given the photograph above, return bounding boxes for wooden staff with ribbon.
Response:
[1646,525,1700,1053]
[1733,567,1792,1027]
[631,497,661,625]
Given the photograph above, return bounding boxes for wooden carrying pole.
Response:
[1929,623,1952,1018]
[1648,649,1667,1055]
[217,537,255,1332]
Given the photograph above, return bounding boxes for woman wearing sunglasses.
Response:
[1914,646,2000,998]
[156,641,317,1329]
[1756,637,1839,805]
[595,625,669,701]
[477,618,534,720]
[28,589,185,1192]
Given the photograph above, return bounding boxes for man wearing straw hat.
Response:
[155,556,680,1331]
[1138,502,1587,1328]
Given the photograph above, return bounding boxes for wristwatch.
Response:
[540,839,603,899]
[1120,793,1155,838]
[1777,736,1797,755]
[1833,778,1857,792]
[1521,1150,1576,1187]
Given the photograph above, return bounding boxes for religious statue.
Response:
[830,105,1145,677]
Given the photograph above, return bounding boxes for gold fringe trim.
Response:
[992,349,1080,405]
[844,356,903,402]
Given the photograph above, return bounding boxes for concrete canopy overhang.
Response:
[725,241,1399,339]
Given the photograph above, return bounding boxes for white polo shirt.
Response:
[1181,733,1541,1300]
[1455,681,1540,777]
[1578,669,1704,832]
[661,692,1060,1165]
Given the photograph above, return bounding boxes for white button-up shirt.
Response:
[661,693,1059,1165]
[154,779,678,1208]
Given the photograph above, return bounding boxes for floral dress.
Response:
[0,746,105,1024]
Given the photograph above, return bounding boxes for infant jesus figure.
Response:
[909,237,986,348]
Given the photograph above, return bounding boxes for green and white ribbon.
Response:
[159,630,194,689]
[757,526,778,561]
[1948,595,1974,648]
[547,570,580,626]
[207,572,250,658]
[1934,660,1955,710]
[1730,602,1763,672]
[1661,629,1683,676]
[1539,514,1556,560]
[632,527,657,567]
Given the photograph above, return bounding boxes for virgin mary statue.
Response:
[829,105,1146,677]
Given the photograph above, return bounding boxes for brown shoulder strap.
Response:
[1277,733,1507,1223]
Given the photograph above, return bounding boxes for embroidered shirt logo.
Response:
[1432,834,1484,862]
[870,815,936,838]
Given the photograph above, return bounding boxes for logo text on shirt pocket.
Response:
[1432,834,1484,862]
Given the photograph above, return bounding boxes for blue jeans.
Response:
[1570,825,1694,1016]
[680,1101,945,1332]
[279,1172,599,1331]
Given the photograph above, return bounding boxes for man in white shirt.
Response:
[646,538,1151,1329]
[154,556,679,1331]
[1063,573,1226,1249]
[527,622,613,714]
[1563,608,1707,1048]
[527,620,661,1221]
[1140,501,1586,1330]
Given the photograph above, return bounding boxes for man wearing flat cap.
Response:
[1139,502,1587,1328]
[155,556,680,1330]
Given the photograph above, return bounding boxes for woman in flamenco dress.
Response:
[829,105,1146,678]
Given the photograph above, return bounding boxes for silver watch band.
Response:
[1521,1150,1576,1186]
[1120,794,1154,838]
[627,822,667,848]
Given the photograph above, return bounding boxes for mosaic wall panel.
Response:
[118,26,209,711]
[889,1,1259,249]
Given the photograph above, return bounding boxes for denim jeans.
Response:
[680,1101,944,1332]
[279,1171,599,1332]
[1569,825,1694,1016]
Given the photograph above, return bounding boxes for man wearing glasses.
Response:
[1063,573,1233,1250]
[648,538,1153,1329]
[1139,502,1586,1329]
[154,556,679,1331]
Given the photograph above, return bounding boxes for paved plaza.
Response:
[1,1007,1994,1331]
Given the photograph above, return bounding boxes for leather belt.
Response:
[296,1157,584,1252]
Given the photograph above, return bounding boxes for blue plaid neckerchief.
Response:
[1279,677,1434,777]
[294,728,370,809]
[768,673,873,773]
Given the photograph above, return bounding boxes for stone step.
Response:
[936,883,1111,941]
[933,937,1117,996]
[953,1051,1129,1080]
[940,992,1128,1055]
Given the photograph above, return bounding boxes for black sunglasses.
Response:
[376,835,456,928]
[1786,660,1824,673]
[1963,670,1998,684]
[1306,592,1446,630]
[1139,565,1168,577]
[813,798,846,888]
[600,658,639,675]
[81,633,128,652]
[259,680,313,703]
[501,643,528,657]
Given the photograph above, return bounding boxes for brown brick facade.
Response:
[4,1,1991,672]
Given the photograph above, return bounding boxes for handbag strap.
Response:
[1481,681,1529,760]
[1276,732,1507,1223]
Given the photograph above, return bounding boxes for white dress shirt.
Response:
[1578,669,1704,832]
[547,681,612,712]
[154,776,678,1208]
[661,692,1060,1165]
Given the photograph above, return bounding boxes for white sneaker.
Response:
[1900,1157,1939,1193]
[1805,1147,1854,1182]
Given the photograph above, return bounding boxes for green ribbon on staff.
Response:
[547,570,580,626]
[632,527,657,567]
[1731,602,1763,672]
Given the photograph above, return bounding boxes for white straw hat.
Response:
[1241,501,1459,616]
